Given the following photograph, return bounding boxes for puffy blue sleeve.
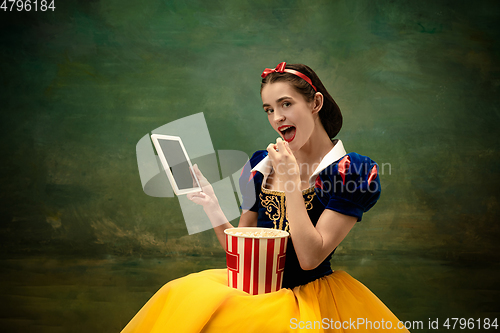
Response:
[238,150,266,212]
[314,152,381,222]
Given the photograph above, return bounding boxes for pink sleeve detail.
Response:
[249,171,257,182]
[367,165,378,184]
[315,175,323,190]
[337,155,351,184]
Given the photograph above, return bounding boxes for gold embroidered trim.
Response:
[259,192,282,229]
[304,193,315,210]
[261,185,315,196]
[259,186,316,232]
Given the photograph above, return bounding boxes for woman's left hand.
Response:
[266,138,300,185]
[187,164,219,210]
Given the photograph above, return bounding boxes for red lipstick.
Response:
[278,125,296,143]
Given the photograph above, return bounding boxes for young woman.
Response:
[121,63,409,332]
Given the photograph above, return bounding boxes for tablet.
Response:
[150,134,202,195]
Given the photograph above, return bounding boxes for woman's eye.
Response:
[265,108,274,114]
[283,102,291,108]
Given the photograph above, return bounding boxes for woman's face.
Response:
[261,81,317,151]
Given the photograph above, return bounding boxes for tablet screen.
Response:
[157,138,196,191]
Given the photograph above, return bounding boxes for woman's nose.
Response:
[274,112,285,123]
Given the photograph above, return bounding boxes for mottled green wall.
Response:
[1,0,499,331]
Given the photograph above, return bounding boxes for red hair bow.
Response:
[261,62,287,78]
[260,62,317,91]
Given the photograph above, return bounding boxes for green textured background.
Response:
[1,0,499,332]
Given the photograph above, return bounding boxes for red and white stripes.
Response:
[226,233,287,295]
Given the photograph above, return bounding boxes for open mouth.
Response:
[278,125,296,143]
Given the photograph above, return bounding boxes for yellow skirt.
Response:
[121,269,409,332]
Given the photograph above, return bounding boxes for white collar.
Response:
[251,139,347,186]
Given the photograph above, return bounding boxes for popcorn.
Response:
[227,228,287,238]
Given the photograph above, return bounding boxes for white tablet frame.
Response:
[150,134,202,195]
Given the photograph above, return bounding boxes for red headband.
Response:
[261,62,317,91]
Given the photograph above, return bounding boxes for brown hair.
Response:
[261,63,342,139]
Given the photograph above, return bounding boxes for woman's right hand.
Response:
[187,164,219,209]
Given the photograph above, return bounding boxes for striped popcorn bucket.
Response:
[224,227,289,295]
